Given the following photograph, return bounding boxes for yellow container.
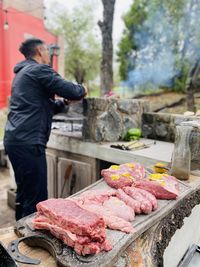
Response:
[153,162,169,174]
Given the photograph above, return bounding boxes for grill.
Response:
[52,119,83,132]
[52,99,84,134]
[52,113,84,133]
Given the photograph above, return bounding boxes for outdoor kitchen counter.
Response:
[47,130,174,166]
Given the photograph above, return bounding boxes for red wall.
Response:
[0,6,58,108]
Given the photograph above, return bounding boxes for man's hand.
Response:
[63,84,87,105]
[82,84,88,97]
[63,99,70,105]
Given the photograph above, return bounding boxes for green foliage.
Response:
[88,84,101,97]
[117,0,200,93]
[173,61,190,92]
[123,0,148,31]
[117,0,148,80]
[46,2,100,84]
[117,35,134,80]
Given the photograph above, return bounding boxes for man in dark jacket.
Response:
[4,38,87,220]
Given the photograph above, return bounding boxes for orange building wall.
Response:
[0,5,58,108]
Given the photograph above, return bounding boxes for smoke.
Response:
[124,0,200,92]
[178,0,200,62]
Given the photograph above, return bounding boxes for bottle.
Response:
[171,125,192,180]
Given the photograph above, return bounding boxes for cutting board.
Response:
[15,179,191,267]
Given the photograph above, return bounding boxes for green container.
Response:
[127,128,142,137]
[123,128,142,141]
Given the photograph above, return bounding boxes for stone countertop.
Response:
[47,130,174,166]
[14,175,200,267]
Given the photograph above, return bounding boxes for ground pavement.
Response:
[0,167,15,228]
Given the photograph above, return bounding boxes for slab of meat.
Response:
[72,188,135,232]
[134,174,179,199]
[74,239,112,256]
[75,189,116,205]
[34,213,50,223]
[123,187,152,214]
[80,203,135,233]
[36,199,106,242]
[101,163,145,189]
[34,216,112,256]
[34,216,91,246]
[103,197,135,221]
[116,188,142,214]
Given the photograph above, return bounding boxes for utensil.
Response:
[60,164,73,198]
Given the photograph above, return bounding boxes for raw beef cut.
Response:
[72,189,135,232]
[34,216,112,256]
[101,161,179,200]
[33,199,112,256]
[36,198,106,242]
[80,203,135,233]
[101,163,145,189]
[75,189,116,205]
[134,174,179,199]
[103,197,135,221]
[34,216,91,245]
[74,239,112,256]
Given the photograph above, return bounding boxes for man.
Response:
[4,38,87,220]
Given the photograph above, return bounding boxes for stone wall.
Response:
[142,112,200,164]
[82,98,149,142]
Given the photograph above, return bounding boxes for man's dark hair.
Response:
[19,38,45,58]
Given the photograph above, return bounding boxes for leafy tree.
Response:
[117,0,148,80]
[46,2,100,85]
[117,0,200,103]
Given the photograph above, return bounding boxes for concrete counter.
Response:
[47,130,174,166]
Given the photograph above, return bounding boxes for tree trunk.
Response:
[185,70,196,112]
[185,59,200,112]
[74,68,85,84]
[180,0,195,112]
[186,84,196,112]
[98,0,115,96]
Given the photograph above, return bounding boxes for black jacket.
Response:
[4,59,85,146]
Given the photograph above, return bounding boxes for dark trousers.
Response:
[5,144,48,221]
